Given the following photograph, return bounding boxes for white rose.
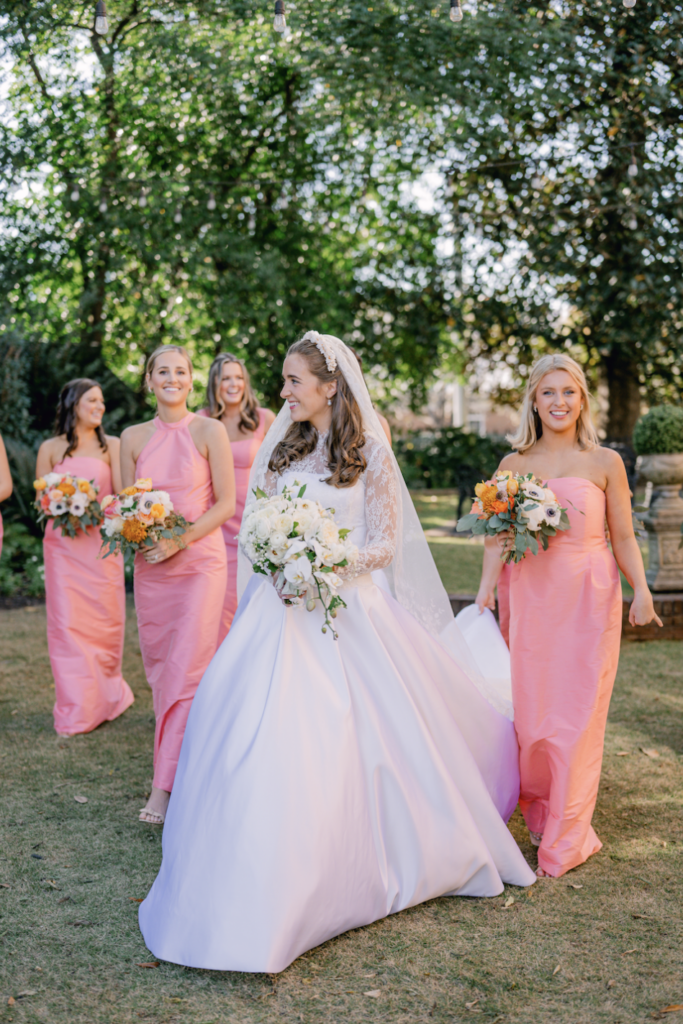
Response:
[103,515,125,536]
[293,510,314,535]
[269,530,288,551]
[272,513,294,535]
[283,557,312,586]
[254,518,272,541]
[316,519,339,546]
[519,503,545,532]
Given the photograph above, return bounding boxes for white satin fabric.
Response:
[139,468,534,973]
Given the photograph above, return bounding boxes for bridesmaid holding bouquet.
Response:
[35,379,133,736]
[476,354,661,878]
[198,354,275,643]
[121,345,235,825]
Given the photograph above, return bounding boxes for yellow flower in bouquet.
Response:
[33,472,103,538]
[100,481,193,560]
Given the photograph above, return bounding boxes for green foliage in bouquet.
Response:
[632,406,683,456]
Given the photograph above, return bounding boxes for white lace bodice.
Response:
[265,433,398,577]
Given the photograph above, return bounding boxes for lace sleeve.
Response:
[262,467,278,498]
[351,439,398,575]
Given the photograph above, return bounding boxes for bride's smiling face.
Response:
[281,353,337,428]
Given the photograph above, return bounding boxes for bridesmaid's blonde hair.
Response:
[145,344,193,381]
[508,354,599,454]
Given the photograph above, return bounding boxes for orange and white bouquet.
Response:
[34,472,103,538]
[99,478,192,559]
[456,470,571,563]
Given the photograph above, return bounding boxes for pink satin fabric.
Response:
[134,414,227,792]
[43,456,133,735]
[509,477,622,876]
[497,563,512,647]
[197,408,268,644]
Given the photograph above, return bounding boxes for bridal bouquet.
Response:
[34,472,103,538]
[99,478,192,559]
[456,470,571,564]
[239,481,359,639]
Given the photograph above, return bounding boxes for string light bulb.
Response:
[94,1,109,34]
[207,193,217,211]
[273,0,287,32]
[449,0,463,22]
[623,0,636,8]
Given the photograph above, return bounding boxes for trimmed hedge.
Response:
[632,406,683,455]
[395,428,510,514]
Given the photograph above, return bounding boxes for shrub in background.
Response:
[632,406,683,455]
[395,428,510,515]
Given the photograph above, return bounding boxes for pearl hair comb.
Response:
[303,330,337,373]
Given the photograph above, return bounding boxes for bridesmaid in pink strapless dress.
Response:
[121,344,235,824]
[0,434,12,558]
[475,354,661,878]
[35,379,133,736]
[199,353,274,644]
[508,478,622,875]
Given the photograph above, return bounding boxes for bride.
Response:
[139,332,535,973]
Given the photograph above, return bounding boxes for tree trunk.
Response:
[604,345,642,441]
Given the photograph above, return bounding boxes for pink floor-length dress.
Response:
[43,456,133,735]
[134,413,227,793]
[508,477,622,877]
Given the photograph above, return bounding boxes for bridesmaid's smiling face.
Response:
[75,386,105,429]
[219,362,245,409]
[534,370,583,437]
[281,353,337,430]
[147,353,193,409]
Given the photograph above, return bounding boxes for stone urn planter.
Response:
[637,453,683,591]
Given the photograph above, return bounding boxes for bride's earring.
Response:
[327,398,332,406]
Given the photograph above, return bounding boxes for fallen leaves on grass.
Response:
[73,795,88,804]
[622,948,638,955]
[16,991,36,998]
[7,997,15,1006]
[0,883,10,889]
[553,965,561,976]
[616,751,629,757]
[607,980,615,989]
[129,897,144,902]
[57,896,70,903]
[465,1000,480,1009]
[364,990,381,998]
[659,1007,683,1015]
[502,896,515,909]
[137,962,160,969]
[641,748,659,759]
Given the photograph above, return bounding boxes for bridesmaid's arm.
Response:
[35,439,57,479]
[107,437,123,493]
[475,537,505,613]
[603,449,662,628]
[0,436,12,503]
[119,427,139,489]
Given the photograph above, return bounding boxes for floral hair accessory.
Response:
[303,330,337,373]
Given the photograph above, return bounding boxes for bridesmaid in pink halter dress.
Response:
[35,379,133,736]
[121,345,235,825]
[0,435,12,558]
[476,354,661,878]
[199,354,275,643]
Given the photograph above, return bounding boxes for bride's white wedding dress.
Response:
[139,433,535,973]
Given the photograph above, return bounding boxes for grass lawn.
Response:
[0,507,681,1023]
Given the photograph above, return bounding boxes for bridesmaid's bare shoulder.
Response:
[37,436,68,465]
[587,445,626,486]
[120,421,155,459]
[497,451,526,475]
[260,408,277,431]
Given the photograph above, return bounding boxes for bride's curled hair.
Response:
[269,337,367,488]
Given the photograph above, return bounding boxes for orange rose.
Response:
[150,503,166,519]
[78,480,91,493]
[60,482,76,496]
[33,478,47,491]
[100,494,115,511]
[121,486,139,496]
[134,478,153,492]
[506,478,519,496]
[121,519,148,543]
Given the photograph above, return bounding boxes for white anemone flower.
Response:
[69,493,89,517]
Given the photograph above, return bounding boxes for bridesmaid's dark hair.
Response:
[206,353,260,433]
[269,337,366,489]
[54,378,108,459]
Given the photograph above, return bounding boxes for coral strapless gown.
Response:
[198,408,268,644]
[508,478,622,877]
[134,414,227,792]
[43,456,133,735]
